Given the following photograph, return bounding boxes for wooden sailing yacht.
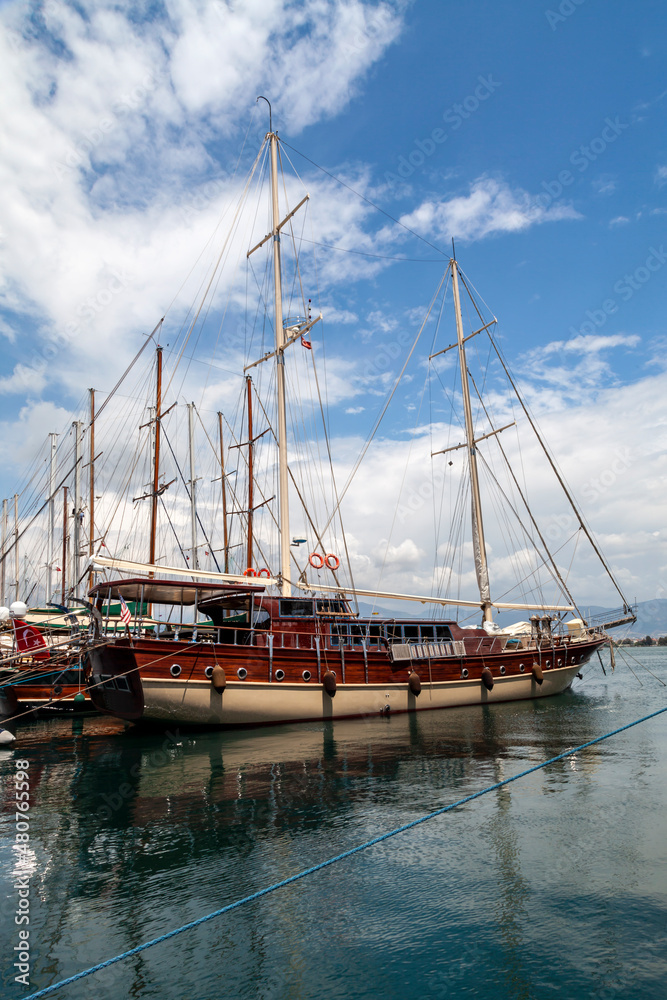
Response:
[83,118,635,727]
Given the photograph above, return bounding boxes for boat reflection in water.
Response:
[7,660,666,1000]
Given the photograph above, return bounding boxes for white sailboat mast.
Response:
[0,498,6,604]
[269,130,291,597]
[13,493,19,603]
[47,432,58,602]
[187,402,198,572]
[72,420,84,598]
[451,258,493,622]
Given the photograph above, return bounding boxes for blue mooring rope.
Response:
[23,704,667,1000]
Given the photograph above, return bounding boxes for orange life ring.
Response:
[257,568,271,579]
[309,552,324,569]
[325,553,340,571]
[243,568,257,577]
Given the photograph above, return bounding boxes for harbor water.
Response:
[1,648,666,999]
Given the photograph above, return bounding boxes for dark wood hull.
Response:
[86,631,605,726]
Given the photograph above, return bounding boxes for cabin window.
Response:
[403,625,420,642]
[419,625,435,640]
[330,624,349,646]
[435,625,454,641]
[386,624,402,643]
[350,624,366,645]
[279,599,315,618]
[316,599,347,615]
[368,625,383,645]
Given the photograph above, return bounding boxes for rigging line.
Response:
[95,319,162,421]
[377,356,432,600]
[319,270,449,539]
[302,335,356,597]
[486,331,632,611]
[160,108,259,323]
[162,138,269,401]
[160,424,221,574]
[293,237,444,262]
[159,494,190,570]
[21,705,667,1000]
[615,645,666,686]
[280,139,448,258]
[467,372,580,616]
[455,266,631,611]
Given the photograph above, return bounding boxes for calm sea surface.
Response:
[1,648,666,1000]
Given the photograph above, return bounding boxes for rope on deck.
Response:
[23,704,667,1000]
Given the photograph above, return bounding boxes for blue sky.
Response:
[0,0,665,608]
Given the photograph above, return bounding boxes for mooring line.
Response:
[22,705,667,1000]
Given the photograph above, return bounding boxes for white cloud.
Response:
[540,333,640,356]
[593,176,617,196]
[654,165,667,187]
[0,0,407,409]
[609,215,630,227]
[0,365,47,396]
[398,177,581,243]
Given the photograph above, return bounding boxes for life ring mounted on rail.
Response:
[308,552,340,571]
[244,567,271,578]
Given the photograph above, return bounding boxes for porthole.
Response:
[546,660,551,667]
[237,667,247,680]
[170,663,182,677]
[570,656,576,663]
[519,663,525,673]
[557,658,563,666]
[499,665,506,675]
[275,669,285,682]
[204,666,214,679]
[302,670,312,682]
[461,668,469,679]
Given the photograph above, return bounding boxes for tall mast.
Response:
[88,389,95,594]
[148,346,163,572]
[1,498,7,604]
[218,412,229,574]
[47,433,58,602]
[61,486,68,604]
[187,402,198,572]
[269,130,291,596]
[72,420,84,598]
[246,376,254,572]
[13,494,19,603]
[451,258,493,622]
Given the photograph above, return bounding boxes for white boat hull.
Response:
[134,662,583,726]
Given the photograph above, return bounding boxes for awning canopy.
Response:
[88,578,264,607]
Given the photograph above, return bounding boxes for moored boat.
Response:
[83,115,635,727]
[86,576,610,725]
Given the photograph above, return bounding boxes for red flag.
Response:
[301,337,312,350]
[13,622,50,661]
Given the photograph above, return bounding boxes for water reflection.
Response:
[1,655,666,1000]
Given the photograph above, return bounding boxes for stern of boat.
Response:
[86,643,145,721]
